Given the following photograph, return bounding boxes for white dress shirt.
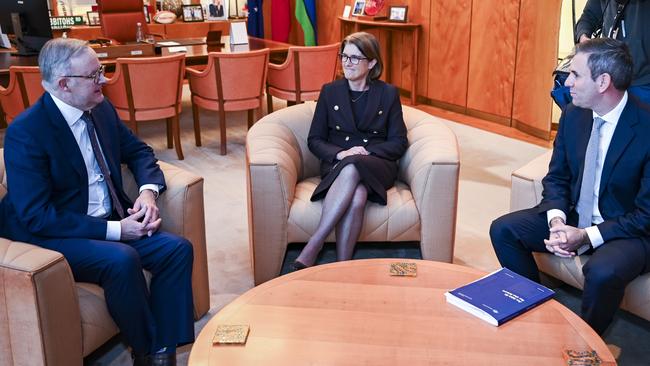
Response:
[547,92,628,251]
[50,95,159,241]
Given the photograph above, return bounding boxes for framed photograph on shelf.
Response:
[86,11,100,26]
[201,0,228,21]
[351,0,365,16]
[182,4,204,22]
[342,5,352,18]
[388,6,408,22]
[143,5,151,23]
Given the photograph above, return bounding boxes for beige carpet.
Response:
[1,86,549,364]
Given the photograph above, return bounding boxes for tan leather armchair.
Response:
[511,151,650,322]
[246,103,460,285]
[0,149,210,366]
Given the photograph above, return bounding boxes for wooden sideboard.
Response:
[314,0,562,140]
[51,20,236,41]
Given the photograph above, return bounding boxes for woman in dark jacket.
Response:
[294,32,408,269]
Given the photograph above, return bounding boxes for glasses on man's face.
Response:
[340,53,367,65]
[62,65,105,84]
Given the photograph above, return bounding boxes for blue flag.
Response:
[247,0,264,38]
[304,0,317,44]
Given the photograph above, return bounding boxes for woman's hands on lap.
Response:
[336,146,370,160]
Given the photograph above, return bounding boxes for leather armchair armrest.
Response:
[400,108,460,262]
[246,120,302,284]
[121,162,210,319]
[0,239,83,366]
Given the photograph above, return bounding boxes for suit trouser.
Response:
[490,207,650,334]
[38,231,195,354]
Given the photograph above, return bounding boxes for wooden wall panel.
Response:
[511,0,561,139]
[318,0,346,45]
[399,0,430,98]
[426,0,471,107]
[466,0,520,120]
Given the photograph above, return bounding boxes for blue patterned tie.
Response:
[576,117,606,228]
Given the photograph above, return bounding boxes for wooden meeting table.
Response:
[189,259,615,365]
[0,36,290,86]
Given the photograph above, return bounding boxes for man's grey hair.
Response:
[574,38,634,91]
[38,38,90,89]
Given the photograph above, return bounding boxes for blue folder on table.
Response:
[445,267,555,326]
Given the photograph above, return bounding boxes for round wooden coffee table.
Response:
[189,259,615,365]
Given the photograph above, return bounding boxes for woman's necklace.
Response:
[350,88,368,103]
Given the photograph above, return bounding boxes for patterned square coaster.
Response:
[389,262,417,277]
[213,325,250,345]
[562,349,601,365]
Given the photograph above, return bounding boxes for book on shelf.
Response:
[445,267,555,326]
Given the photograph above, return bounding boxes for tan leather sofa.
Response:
[247,103,460,285]
[511,150,650,322]
[0,149,210,366]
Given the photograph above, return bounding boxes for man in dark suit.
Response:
[491,38,650,335]
[0,38,194,365]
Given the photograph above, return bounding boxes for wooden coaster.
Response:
[389,262,417,277]
[213,325,250,345]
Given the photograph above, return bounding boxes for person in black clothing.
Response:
[293,32,408,269]
[575,0,650,104]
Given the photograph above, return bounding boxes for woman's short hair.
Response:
[575,38,633,91]
[38,38,89,88]
[341,32,383,81]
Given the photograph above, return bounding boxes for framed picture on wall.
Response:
[182,4,205,22]
[86,11,100,26]
[388,6,408,22]
[351,0,365,16]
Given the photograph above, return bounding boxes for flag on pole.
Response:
[271,0,290,42]
[247,0,264,38]
[295,0,316,46]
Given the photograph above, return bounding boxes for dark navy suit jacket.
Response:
[539,95,650,242]
[0,93,165,244]
[307,78,408,164]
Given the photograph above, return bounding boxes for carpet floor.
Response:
[2,86,647,365]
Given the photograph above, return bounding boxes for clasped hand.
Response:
[543,223,589,258]
[120,190,161,241]
[336,146,370,160]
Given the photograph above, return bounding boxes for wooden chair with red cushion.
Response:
[0,66,44,124]
[96,0,161,43]
[186,49,270,155]
[266,43,339,113]
[103,53,186,159]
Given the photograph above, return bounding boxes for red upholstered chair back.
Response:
[0,66,44,124]
[103,53,185,120]
[97,0,148,43]
[266,43,339,112]
[189,49,270,106]
[102,53,186,159]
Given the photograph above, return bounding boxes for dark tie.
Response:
[576,117,606,228]
[81,111,125,219]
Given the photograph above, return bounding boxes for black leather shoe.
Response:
[132,353,150,366]
[150,353,176,366]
